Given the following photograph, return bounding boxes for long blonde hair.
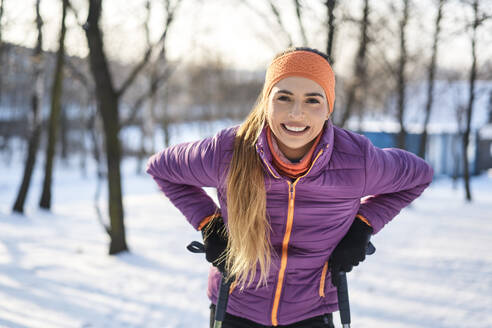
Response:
[223,94,273,290]
[221,47,332,290]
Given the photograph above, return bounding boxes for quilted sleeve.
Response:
[146,130,226,230]
[357,136,434,233]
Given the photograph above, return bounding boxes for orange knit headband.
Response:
[262,50,336,113]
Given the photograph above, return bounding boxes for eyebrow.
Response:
[305,92,324,98]
[277,90,294,95]
[277,90,324,98]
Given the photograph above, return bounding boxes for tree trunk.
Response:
[85,0,127,254]
[340,86,356,128]
[136,72,158,173]
[162,84,170,148]
[134,0,179,171]
[137,72,158,173]
[488,89,492,124]
[137,0,155,174]
[64,56,93,175]
[0,0,5,103]
[60,105,68,160]
[39,0,68,209]
[419,0,445,159]
[12,0,44,214]
[396,0,409,150]
[452,133,460,188]
[325,0,337,63]
[339,0,369,128]
[463,0,479,202]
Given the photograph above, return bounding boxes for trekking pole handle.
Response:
[187,240,232,328]
[187,240,206,253]
[337,242,376,328]
[337,271,351,326]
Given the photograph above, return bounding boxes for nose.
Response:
[288,101,304,119]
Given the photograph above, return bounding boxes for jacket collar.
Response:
[255,119,335,179]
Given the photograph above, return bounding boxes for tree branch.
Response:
[0,0,5,47]
[64,55,90,87]
[116,0,182,98]
[293,0,308,45]
[269,0,294,47]
[116,47,152,98]
[119,0,183,126]
[242,0,293,48]
[120,63,178,128]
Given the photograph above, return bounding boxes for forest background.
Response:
[0,1,491,327]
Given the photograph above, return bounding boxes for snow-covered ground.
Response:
[1,141,491,327]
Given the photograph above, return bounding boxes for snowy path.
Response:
[1,161,491,327]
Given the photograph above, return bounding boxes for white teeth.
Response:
[284,125,307,132]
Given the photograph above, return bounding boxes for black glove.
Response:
[201,216,228,274]
[329,217,373,286]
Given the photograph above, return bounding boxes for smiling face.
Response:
[266,76,330,161]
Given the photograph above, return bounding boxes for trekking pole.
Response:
[336,242,376,328]
[187,241,231,328]
[213,273,233,328]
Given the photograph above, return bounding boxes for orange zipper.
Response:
[271,180,295,326]
[319,261,329,297]
[270,149,325,326]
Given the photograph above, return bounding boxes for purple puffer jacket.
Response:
[146,119,434,326]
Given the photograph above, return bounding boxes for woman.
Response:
[146,47,434,328]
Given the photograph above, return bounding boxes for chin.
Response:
[284,141,310,150]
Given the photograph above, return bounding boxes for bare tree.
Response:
[242,0,293,48]
[155,0,182,150]
[122,0,182,173]
[489,88,492,123]
[65,53,109,231]
[85,0,126,254]
[419,0,446,159]
[462,0,490,201]
[325,0,337,62]
[161,83,171,147]
[12,0,44,214]
[447,72,467,188]
[396,0,410,149]
[84,0,164,254]
[0,0,5,102]
[293,0,308,45]
[39,0,69,209]
[64,0,96,175]
[338,0,370,128]
[0,0,3,51]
